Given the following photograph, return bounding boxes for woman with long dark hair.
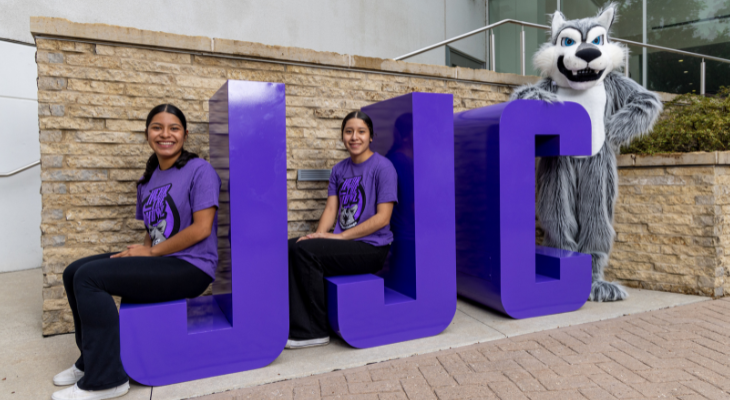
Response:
[52,104,221,400]
[286,111,398,349]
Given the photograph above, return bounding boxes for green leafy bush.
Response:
[621,87,730,155]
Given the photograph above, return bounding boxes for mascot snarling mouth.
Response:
[511,3,663,302]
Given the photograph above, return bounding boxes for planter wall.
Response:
[606,152,730,297]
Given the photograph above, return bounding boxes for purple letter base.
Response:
[119,81,288,385]
[454,100,593,318]
[327,92,457,348]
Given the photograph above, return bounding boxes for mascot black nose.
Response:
[575,47,602,63]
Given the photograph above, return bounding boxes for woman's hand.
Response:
[297,232,344,242]
[110,244,155,258]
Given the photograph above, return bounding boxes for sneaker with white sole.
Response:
[285,336,330,349]
[53,365,85,386]
[52,382,129,400]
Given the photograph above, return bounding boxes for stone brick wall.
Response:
[607,152,730,297]
[33,18,533,335]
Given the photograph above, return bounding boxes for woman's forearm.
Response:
[316,196,339,233]
[150,224,209,256]
[338,213,388,240]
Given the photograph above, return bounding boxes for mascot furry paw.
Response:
[511,3,663,302]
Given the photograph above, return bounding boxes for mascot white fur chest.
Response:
[511,3,663,301]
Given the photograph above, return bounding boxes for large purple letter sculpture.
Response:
[454,100,593,318]
[326,92,457,348]
[119,81,288,385]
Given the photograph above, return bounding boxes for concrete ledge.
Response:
[618,151,730,167]
[30,16,536,86]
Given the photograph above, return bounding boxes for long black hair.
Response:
[137,104,199,187]
[341,111,374,139]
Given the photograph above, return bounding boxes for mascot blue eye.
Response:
[562,38,576,47]
[592,36,603,45]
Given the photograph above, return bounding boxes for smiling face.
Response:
[342,118,373,160]
[146,112,187,166]
[533,5,625,90]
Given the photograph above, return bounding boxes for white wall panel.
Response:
[0,96,41,273]
[0,41,37,100]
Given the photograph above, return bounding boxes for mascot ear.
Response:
[596,4,617,29]
[551,11,566,38]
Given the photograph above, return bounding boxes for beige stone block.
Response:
[296,181,328,190]
[616,154,635,167]
[67,232,144,245]
[65,155,146,169]
[614,204,662,215]
[634,152,717,166]
[65,53,122,68]
[73,131,146,144]
[41,143,148,157]
[288,199,327,211]
[38,76,68,90]
[58,41,96,53]
[105,119,145,132]
[41,169,108,182]
[39,117,104,130]
[353,56,455,79]
[68,181,136,194]
[614,212,693,225]
[66,206,135,220]
[214,37,349,67]
[289,189,328,200]
[640,184,712,195]
[110,169,144,181]
[31,17,212,52]
[67,79,126,94]
[288,210,324,222]
[647,223,714,236]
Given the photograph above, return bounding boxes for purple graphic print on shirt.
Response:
[338,176,365,229]
[142,183,180,245]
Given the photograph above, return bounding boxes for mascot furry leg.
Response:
[512,3,663,301]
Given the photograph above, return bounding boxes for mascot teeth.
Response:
[510,2,664,303]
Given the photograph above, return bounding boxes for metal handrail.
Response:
[394,18,730,95]
[0,160,40,177]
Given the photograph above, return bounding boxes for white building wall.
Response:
[0,0,487,272]
[0,40,41,273]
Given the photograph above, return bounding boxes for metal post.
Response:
[520,26,526,76]
[624,48,630,78]
[491,31,496,71]
[557,0,561,12]
[642,0,647,88]
[701,58,706,95]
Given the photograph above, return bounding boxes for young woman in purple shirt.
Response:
[52,104,221,400]
[287,111,398,349]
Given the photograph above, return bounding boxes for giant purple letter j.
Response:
[119,81,288,385]
[454,100,593,318]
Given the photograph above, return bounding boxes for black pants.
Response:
[288,238,390,340]
[62,253,212,390]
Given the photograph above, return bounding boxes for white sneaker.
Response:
[285,336,330,349]
[51,382,129,400]
[53,365,85,386]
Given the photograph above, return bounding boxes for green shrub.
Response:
[621,87,730,155]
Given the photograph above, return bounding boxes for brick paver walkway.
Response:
[201,298,730,400]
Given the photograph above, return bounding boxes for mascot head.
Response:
[534,3,625,90]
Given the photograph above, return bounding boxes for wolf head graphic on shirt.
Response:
[338,176,366,230]
[142,183,180,245]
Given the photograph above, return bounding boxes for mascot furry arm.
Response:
[510,3,663,302]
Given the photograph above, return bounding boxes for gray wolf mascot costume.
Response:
[511,3,663,302]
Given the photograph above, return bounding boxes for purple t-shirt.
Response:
[136,158,221,280]
[328,152,398,247]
